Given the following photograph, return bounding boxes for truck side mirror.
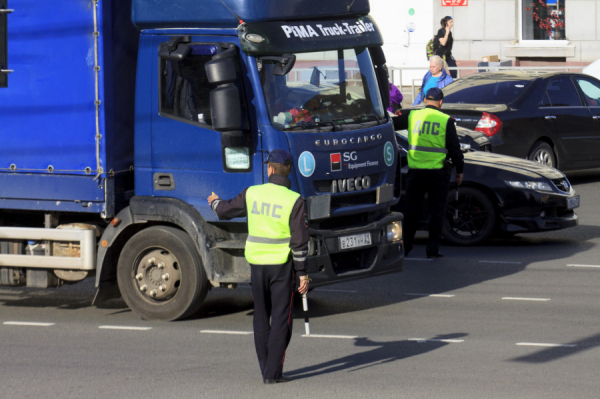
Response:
[205,58,236,85]
[258,54,296,76]
[158,36,191,61]
[206,47,242,132]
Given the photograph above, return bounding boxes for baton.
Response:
[302,293,310,336]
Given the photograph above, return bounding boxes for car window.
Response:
[542,76,582,107]
[574,77,600,107]
[443,79,531,104]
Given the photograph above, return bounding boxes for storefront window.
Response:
[521,0,566,41]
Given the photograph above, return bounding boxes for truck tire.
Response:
[443,187,496,246]
[117,226,208,321]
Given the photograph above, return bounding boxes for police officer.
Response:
[393,87,464,258]
[207,149,309,384]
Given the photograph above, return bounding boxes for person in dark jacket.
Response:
[208,149,309,384]
[412,55,453,106]
[435,16,457,78]
[394,88,464,258]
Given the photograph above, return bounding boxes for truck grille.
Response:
[331,191,377,208]
[331,247,377,274]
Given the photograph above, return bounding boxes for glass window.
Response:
[574,77,600,107]
[0,1,7,88]
[521,0,566,41]
[443,79,532,105]
[543,76,582,107]
[159,45,216,125]
[259,48,385,131]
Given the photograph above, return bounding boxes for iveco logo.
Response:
[315,134,383,147]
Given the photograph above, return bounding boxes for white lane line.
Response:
[567,264,600,268]
[301,334,358,339]
[404,293,455,298]
[99,325,152,331]
[479,260,523,264]
[314,289,358,293]
[502,297,551,302]
[405,258,433,261]
[3,321,55,327]
[516,342,576,348]
[409,338,464,343]
[200,330,253,335]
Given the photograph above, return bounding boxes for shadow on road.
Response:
[509,332,600,364]
[287,333,467,379]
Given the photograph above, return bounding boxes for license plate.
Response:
[339,233,372,250]
[567,195,580,210]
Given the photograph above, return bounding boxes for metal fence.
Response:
[388,65,587,105]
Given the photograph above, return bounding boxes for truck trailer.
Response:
[0,0,403,320]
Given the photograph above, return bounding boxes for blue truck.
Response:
[0,0,403,320]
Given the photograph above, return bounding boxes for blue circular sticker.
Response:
[407,22,416,33]
[298,151,316,177]
[384,141,395,166]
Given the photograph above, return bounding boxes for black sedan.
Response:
[440,71,600,171]
[394,130,580,245]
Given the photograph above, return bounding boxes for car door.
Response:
[539,75,593,169]
[573,76,600,167]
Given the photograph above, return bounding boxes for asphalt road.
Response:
[2,171,600,398]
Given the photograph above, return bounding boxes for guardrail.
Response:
[388,65,587,105]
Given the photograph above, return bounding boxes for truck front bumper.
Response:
[306,212,404,287]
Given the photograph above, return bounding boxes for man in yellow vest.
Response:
[393,88,464,258]
[207,149,309,384]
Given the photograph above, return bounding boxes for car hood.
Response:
[465,151,565,179]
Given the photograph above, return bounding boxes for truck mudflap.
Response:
[306,212,403,286]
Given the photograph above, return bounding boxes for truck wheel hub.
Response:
[135,249,181,301]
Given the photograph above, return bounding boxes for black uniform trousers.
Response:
[250,259,295,380]
[403,168,450,256]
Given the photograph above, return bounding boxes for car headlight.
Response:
[504,180,553,192]
[386,222,402,243]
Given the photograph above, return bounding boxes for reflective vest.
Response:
[245,183,300,265]
[407,108,449,169]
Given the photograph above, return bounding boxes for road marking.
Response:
[479,260,523,264]
[405,258,433,261]
[566,264,600,268]
[3,321,55,327]
[314,289,357,293]
[516,342,576,348]
[404,293,455,298]
[301,334,358,339]
[98,325,153,331]
[200,330,253,335]
[409,338,464,343]
[502,297,551,301]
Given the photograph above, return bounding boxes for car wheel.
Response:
[443,187,497,246]
[528,142,557,168]
[117,226,209,321]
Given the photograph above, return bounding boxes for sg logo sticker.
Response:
[384,141,395,166]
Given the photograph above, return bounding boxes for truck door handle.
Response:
[0,69,13,74]
[0,9,14,14]
[153,173,175,191]
[545,115,556,120]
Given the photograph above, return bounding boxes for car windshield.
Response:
[259,48,385,131]
[444,79,532,105]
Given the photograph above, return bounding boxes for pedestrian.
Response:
[412,55,453,106]
[207,149,310,384]
[393,88,464,258]
[384,65,403,113]
[435,16,457,78]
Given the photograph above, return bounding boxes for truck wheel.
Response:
[117,226,208,321]
[443,187,496,246]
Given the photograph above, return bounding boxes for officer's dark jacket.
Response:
[210,174,308,276]
[393,105,464,174]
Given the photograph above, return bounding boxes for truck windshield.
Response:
[259,48,385,131]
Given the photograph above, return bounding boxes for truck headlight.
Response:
[505,180,553,192]
[386,222,402,243]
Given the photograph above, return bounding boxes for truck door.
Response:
[137,35,261,218]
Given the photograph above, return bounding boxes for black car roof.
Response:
[455,70,589,82]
